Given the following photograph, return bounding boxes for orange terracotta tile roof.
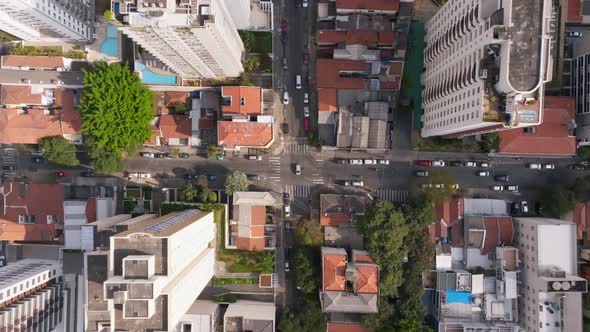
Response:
[317,30,395,45]
[318,88,338,112]
[199,118,215,129]
[251,225,265,237]
[356,265,379,294]
[327,322,369,332]
[499,96,576,155]
[221,86,262,115]
[323,253,347,291]
[218,121,272,148]
[0,55,64,70]
[336,0,399,11]
[320,212,351,226]
[316,59,367,89]
[59,90,82,135]
[567,0,582,22]
[0,85,44,105]
[164,91,189,106]
[145,125,160,145]
[0,108,63,144]
[0,220,56,242]
[236,237,266,251]
[159,114,191,139]
[572,202,590,240]
[251,205,267,226]
[354,253,374,264]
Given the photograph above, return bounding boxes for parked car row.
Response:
[140,152,189,159]
[341,180,364,187]
[420,183,460,190]
[336,158,389,165]
[491,184,519,192]
[417,160,490,168]
[527,163,555,170]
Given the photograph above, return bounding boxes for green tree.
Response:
[86,138,123,173]
[243,56,261,72]
[103,10,113,21]
[239,31,255,52]
[278,300,326,332]
[539,184,576,218]
[579,146,590,160]
[573,176,590,202]
[173,102,188,114]
[39,136,79,167]
[80,62,153,173]
[225,171,248,195]
[180,183,198,202]
[292,249,319,294]
[207,145,218,159]
[294,219,323,247]
[199,186,211,203]
[207,191,218,203]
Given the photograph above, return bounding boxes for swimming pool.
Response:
[446,290,471,304]
[99,25,119,57]
[141,68,177,85]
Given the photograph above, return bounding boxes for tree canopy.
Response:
[538,184,576,218]
[225,171,248,195]
[39,136,79,167]
[294,219,323,247]
[80,62,153,172]
[277,299,326,332]
[292,249,319,294]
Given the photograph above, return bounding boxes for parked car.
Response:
[295,164,301,175]
[303,49,309,64]
[127,172,151,179]
[335,159,348,164]
[179,153,189,159]
[477,171,490,177]
[511,201,521,214]
[377,159,390,165]
[284,204,291,217]
[364,159,377,165]
[304,93,309,104]
[491,185,504,191]
[416,160,432,166]
[570,164,586,170]
[55,171,65,177]
[283,192,290,204]
[2,165,16,171]
[349,159,363,165]
[521,201,529,213]
[81,171,95,177]
[302,0,308,7]
[31,155,43,163]
[495,174,510,182]
[295,75,302,89]
[247,174,260,181]
[432,160,445,167]
[449,184,460,189]
[282,58,288,70]
[352,180,364,187]
[304,118,310,131]
[303,106,310,117]
[342,180,352,186]
[464,161,477,167]
[449,161,462,167]
[140,152,156,158]
[285,261,290,272]
[567,31,583,38]
[535,202,543,215]
[184,174,196,180]
[207,175,217,181]
[415,170,429,177]
[479,162,490,168]
[247,155,263,161]
[155,153,169,158]
[434,184,445,189]
[542,164,555,169]
[283,91,289,105]
[505,185,519,192]
[527,163,542,169]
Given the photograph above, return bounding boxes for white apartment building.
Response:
[513,218,588,332]
[115,0,244,79]
[421,0,555,137]
[84,209,216,332]
[569,33,590,145]
[222,0,251,30]
[0,0,94,43]
[0,259,66,331]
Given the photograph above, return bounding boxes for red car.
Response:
[415,160,432,167]
[304,118,310,132]
[55,171,65,177]
[280,18,287,32]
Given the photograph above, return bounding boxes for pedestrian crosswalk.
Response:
[285,185,311,198]
[375,189,409,203]
[284,143,309,155]
[269,156,281,181]
[311,159,325,184]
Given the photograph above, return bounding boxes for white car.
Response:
[378,159,390,165]
[128,172,151,179]
[421,184,433,189]
[364,159,377,165]
[352,180,364,187]
[140,152,155,158]
[342,180,351,186]
[464,161,477,167]
[283,91,289,105]
[295,164,301,175]
[432,160,445,167]
[285,261,290,272]
[542,164,555,169]
[349,159,363,165]
[284,204,291,217]
[303,106,310,117]
[521,201,529,213]
[527,163,542,169]
[295,75,302,89]
[434,184,445,189]
[304,93,309,104]
[491,185,504,191]
[302,0,308,7]
[479,162,490,168]
[477,171,490,177]
[505,185,519,192]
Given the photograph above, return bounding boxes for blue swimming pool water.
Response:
[142,68,177,85]
[99,25,119,57]
[446,290,471,304]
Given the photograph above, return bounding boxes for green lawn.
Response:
[413,130,481,152]
[218,249,274,273]
[239,31,272,53]
[212,277,257,286]
[402,21,425,130]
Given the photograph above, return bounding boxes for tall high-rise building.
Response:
[222,0,251,30]
[115,0,244,79]
[84,210,216,332]
[0,0,94,43]
[421,0,555,138]
[513,218,588,332]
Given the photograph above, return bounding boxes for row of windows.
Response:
[0,269,56,300]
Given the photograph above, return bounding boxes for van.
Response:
[296,75,302,89]
[295,164,301,175]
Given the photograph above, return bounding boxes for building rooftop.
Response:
[571,202,590,240]
[221,86,262,116]
[567,0,583,22]
[0,258,60,291]
[218,121,273,148]
[224,300,275,332]
[159,114,192,139]
[323,248,347,291]
[499,96,576,155]
[335,0,399,11]
[327,322,368,332]
[318,88,338,112]
[0,55,64,70]
[232,192,275,251]
[0,85,48,105]
[465,216,513,255]
[431,197,464,240]
[317,30,395,46]
[316,59,368,89]
[114,209,210,238]
[234,192,276,205]
[320,194,369,226]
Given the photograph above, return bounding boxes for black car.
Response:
[184,174,196,180]
[31,155,43,163]
[283,192,290,204]
[449,161,462,167]
[335,159,348,164]
[155,153,168,158]
[247,174,260,181]
[535,202,543,215]
[281,123,289,134]
[494,175,509,182]
[179,153,189,159]
[81,171,95,177]
[2,165,16,171]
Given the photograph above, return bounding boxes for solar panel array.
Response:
[143,209,200,234]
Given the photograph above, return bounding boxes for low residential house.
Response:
[223,300,275,332]
[429,197,464,242]
[326,322,368,332]
[0,55,66,71]
[320,247,379,314]
[228,192,276,251]
[320,194,370,249]
[0,182,65,243]
[499,96,577,157]
[0,86,82,144]
[221,86,262,117]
